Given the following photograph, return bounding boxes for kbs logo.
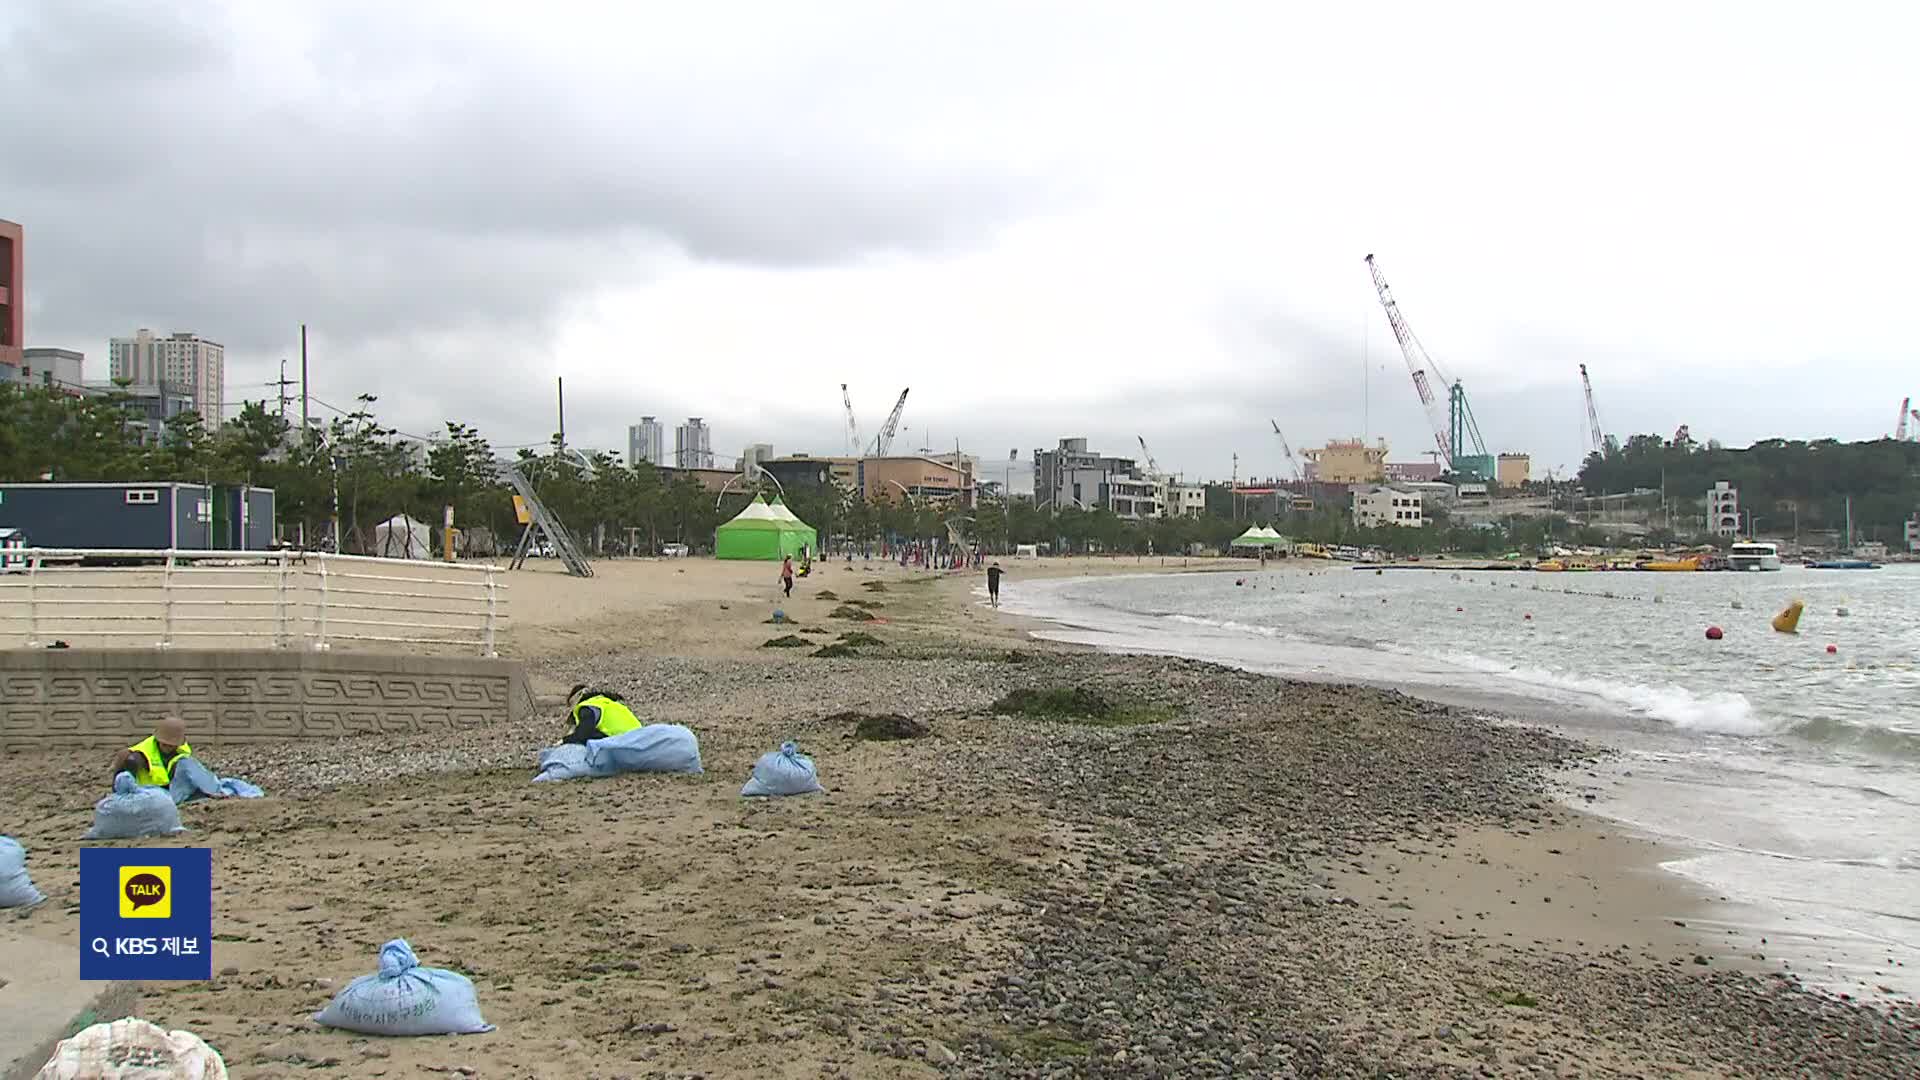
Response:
[119,865,172,918]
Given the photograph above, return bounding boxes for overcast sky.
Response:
[5,1,1917,486]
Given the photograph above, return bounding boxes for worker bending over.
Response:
[562,685,642,745]
[110,714,192,787]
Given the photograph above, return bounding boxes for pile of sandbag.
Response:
[35,1018,227,1079]
[168,758,265,805]
[85,774,187,840]
[741,742,824,797]
[313,939,494,1036]
[533,724,704,782]
[0,835,45,908]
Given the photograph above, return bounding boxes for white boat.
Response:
[1729,541,1782,571]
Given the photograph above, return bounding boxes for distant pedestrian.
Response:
[987,561,1004,608]
[780,555,794,598]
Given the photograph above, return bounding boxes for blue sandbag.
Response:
[169,757,266,805]
[585,724,704,776]
[532,743,593,783]
[312,939,494,1036]
[0,836,45,908]
[741,742,824,797]
[85,774,187,840]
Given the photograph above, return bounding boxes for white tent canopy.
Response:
[374,514,433,559]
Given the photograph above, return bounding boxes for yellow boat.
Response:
[1534,560,1566,572]
[1639,557,1702,572]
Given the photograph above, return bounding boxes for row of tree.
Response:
[1578,433,1920,542]
[5,383,1911,555]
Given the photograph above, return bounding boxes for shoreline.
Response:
[0,555,1913,1075]
[990,564,1920,1003]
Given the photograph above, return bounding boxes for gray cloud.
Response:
[1,1,1058,372]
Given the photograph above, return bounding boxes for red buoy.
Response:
[1826,644,1837,654]
[1455,607,1464,613]
[1524,613,1533,621]
[1705,626,1724,640]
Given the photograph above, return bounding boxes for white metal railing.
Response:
[0,549,509,657]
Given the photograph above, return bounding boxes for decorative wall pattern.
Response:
[0,649,527,750]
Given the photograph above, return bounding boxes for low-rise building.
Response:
[1708,481,1740,538]
[861,455,975,508]
[1353,485,1426,528]
[9,347,84,394]
[1906,512,1919,553]
[1302,438,1388,484]
[1384,460,1443,483]
[1162,479,1206,517]
[84,382,196,444]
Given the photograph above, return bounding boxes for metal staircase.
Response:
[500,464,593,577]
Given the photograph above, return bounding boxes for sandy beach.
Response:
[3,554,1916,1077]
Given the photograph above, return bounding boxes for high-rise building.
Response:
[0,219,22,372]
[740,443,775,478]
[674,417,714,469]
[628,416,665,467]
[110,330,224,423]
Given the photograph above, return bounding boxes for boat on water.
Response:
[1728,541,1782,572]
[1639,556,1704,571]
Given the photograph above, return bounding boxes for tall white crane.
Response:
[1269,420,1303,482]
[840,384,861,456]
[1580,364,1609,455]
[868,388,909,456]
[1897,397,1912,441]
[1136,435,1162,478]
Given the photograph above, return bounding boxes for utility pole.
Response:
[269,359,294,419]
[299,324,310,441]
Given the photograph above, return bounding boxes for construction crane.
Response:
[1364,254,1492,479]
[868,388,909,456]
[1136,435,1162,478]
[1897,397,1912,441]
[1269,420,1303,482]
[840,384,861,456]
[1579,364,1618,455]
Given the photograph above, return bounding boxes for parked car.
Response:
[660,543,690,558]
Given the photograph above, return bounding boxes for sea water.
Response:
[999,563,1920,1001]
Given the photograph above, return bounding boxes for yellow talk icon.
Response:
[119,865,171,919]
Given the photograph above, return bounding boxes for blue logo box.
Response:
[79,848,212,981]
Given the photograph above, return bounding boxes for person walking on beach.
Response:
[986,561,1004,608]
[780,554,795,598]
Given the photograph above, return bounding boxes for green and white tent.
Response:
[715,496,818,560]
[1229,526,1288,548]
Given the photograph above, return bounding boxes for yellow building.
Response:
[1496,453,1530,488]
[1301,438,1388,484]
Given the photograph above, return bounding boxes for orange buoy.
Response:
[1705,626,1724,640]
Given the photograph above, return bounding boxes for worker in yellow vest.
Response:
[109,714,193,787]
[561,685,642,745]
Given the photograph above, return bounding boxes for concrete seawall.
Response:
[0,649,530,751]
